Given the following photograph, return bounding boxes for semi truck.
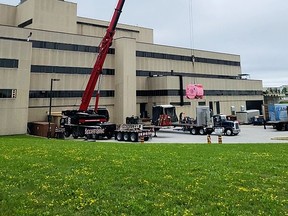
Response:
[151,105,240,136]
[266,104,288,131]
[60,0,125,139]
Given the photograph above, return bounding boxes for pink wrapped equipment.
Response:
[186,84,204,99]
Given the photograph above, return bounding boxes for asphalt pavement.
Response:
[145,124,288,144]
[77,124,288,144]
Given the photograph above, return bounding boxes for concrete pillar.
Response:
[114,37,137,124]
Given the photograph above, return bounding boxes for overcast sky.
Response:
[1,0,287,87]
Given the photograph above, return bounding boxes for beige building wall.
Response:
[16,0,77,34]
[0,39,32,135]
[0,4,16,26]
[77,17,153,44]
[136,43,241,76]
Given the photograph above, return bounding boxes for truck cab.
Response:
[152,105,178,126]
[213,114,240,136]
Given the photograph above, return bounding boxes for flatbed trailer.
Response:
[267,120,288,131]
[115,124,153,142]
[171,122,214,135]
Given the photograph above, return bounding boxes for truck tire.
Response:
[130,133,138,142]
[79,129,85,138]
[105,132,113,139]
[199,128,206,135]
[85,134,92,140]
[64,130,71,138]
[276,123,283,131]
[225,129,233,136]
[123,133,130,141]
[116,132,123,141]
[72,130,78,139]
[190,128,197,135]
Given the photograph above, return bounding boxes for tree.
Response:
[281,86,287,95]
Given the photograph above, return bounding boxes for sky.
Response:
[1,0,287,87]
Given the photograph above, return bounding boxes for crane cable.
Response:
[187,0,195,67]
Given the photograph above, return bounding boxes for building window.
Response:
[0,59,19,68]
[198,101,206,106]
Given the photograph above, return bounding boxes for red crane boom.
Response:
[79,0,126,111]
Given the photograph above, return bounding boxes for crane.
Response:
[60,0,126,139]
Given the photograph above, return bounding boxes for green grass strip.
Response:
[0,135,287,215]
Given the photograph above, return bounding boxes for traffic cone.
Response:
[140,136,144,143]
[218,135,222,144]
[207,134,211,144]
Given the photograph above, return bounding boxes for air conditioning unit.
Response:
[11,89,17,98]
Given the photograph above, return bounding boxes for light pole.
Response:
[47,78,60,138]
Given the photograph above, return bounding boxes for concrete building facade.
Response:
[0,0,263,135]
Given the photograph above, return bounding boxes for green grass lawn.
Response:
[0,135,287,216]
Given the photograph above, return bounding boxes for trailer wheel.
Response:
[123,133,130,141]
[116,132,123,141]
[144,137,149,141]
[199,128,206,135]
[225,129,233,136]
[190,128,197,135]
[130,133,138,142]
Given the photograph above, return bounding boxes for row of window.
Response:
[136,51,241,66]
[0,58,18,68]
[31,65,115,75]
[29,90,114,98]
[1,89,261,99]
[205,90,263,96]
[137,70,238,80]
[27,89,261,99]
[136,90,262,97]
[32,40,115,54]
